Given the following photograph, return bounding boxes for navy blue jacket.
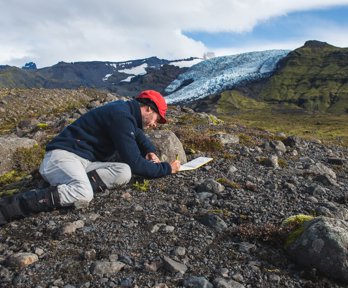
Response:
[46,100,172,178]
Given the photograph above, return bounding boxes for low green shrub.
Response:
[133,180,150,192]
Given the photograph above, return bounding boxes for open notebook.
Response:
[179,156,213,171]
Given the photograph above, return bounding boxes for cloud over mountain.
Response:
[1,0,348,67]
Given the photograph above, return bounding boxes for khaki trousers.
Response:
[39,149,131,206]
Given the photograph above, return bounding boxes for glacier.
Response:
[164,50,290,104]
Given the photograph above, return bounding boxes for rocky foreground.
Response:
[0,90,348,288]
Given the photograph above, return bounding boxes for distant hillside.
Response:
[231,40,348,113]
[0,57,201,97]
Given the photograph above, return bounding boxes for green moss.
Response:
[174,127,224,153]
[50,100,86,115]
[133,180,150,192]
[37,123,48,129]
[278,158,288,168]
[217,178,240,189]
[282,214,314,226]
[0,170,23,186]
[222,152,236,159]
[0,145,45,191]
[208,114,224,125]
[285,226,306,248]
[13,144,45,174]
[177,114,209,126]
[238,133,258,146]
[282,214,315,248]
[0,188,20,198]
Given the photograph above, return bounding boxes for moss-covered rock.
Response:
[286,217,348,284]
[0,135,37,176]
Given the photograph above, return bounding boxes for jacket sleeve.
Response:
[135,128,156,157]
[109,112,171,178]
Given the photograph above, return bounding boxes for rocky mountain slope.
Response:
[0,89,348,287]
[0,57,201,96]
[228,40,348,114]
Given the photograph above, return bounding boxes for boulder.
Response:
[6,253,39,268]
[146,130,187,163]
[303,162,336,180]
[212,133,239,145]
[270,140,287,153]
[282,136,301,147]
[0,135,37,176]
[196,178,225,194]
[90,260,125,276]
[287,217,348,283]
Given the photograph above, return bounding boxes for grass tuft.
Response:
[132,180,150,192]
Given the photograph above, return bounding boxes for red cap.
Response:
[136,90,167,124]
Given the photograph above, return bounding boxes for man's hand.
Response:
[146,152,161,163]
[170,160,181,174]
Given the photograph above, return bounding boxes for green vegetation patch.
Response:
[282,214,315,248]
[0,170,24,187]
[0,88,105,135]
[217,90,268,114]
[217,178,240,189]
[220,110,348,147]
[0,145,46,195]
[37,123,49,129]
[255,43,348,113]
[182,132,223,152]
[13,144,45,174]
[133,180,150,192]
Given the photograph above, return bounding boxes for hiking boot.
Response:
[0,186,60,225]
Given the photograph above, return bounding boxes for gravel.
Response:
[0,102,347,288]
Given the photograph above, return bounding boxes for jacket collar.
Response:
[128,100,143,129]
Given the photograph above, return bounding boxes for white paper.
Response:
[179,157,213,171]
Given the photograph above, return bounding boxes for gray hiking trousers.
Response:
[39,149,131,206]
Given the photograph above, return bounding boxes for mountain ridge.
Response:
[0,56,201,96]
[1,40,348,113]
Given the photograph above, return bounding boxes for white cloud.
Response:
[1,0,348,67]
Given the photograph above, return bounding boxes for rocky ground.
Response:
[0,89,348,288]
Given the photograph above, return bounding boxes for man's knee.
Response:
[117,163,132,185]
[79,190,94,203]
[93,163,132,189]
[57,183,94,206]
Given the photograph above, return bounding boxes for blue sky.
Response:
[184,5,348,55]
[185,6,348,47]
[1,1,348,67]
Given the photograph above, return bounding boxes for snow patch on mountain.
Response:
[168,58,202,68]
[102,74,112,81]
[119,63,148,76]
[164,50,290,104]
[102,57,201,83]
